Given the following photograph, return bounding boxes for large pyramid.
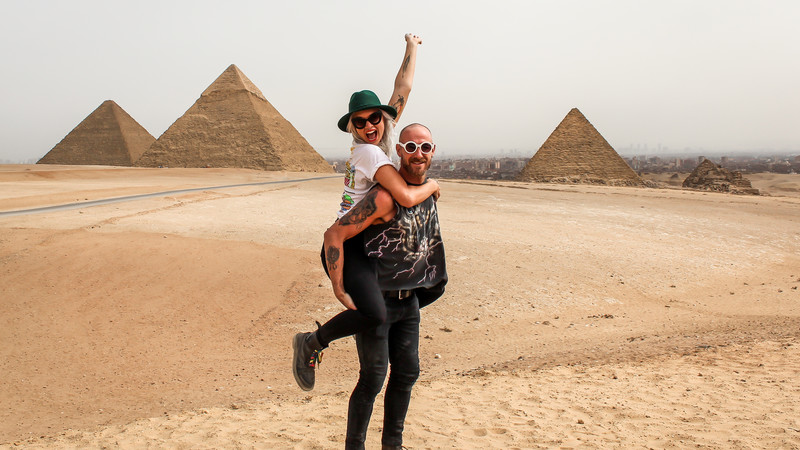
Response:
[136,64,332,172]
[518,108,643,186]
[38,100,155,166]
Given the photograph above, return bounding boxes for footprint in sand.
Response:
[473,427,508,436]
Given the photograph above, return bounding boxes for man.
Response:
[322,123,447,449]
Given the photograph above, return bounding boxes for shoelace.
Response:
[307,320,324,369]
[308,349,323,368]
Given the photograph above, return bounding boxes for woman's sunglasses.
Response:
[398,141,435,154]
[351,111,383,129]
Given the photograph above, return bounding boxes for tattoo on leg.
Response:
[391,95,406,111]
[326,246,340,271]
[338,190,378,226]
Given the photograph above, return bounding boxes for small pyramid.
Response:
[135,64,332,172]
[683,158,758,194]
[518,108,643,186]
[38,100,155,166]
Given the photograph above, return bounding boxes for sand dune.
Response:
[1,165,799,448]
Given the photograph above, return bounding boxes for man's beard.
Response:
[401,158,430,177]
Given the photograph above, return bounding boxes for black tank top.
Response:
[362,194,447,290]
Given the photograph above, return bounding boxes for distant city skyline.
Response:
[317,146,798,162]
[1,1,798,164]
[2,145,797,166]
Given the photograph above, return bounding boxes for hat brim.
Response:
[338,105,397,132]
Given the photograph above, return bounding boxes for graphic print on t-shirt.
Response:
[363,197,446,290]
[340,193,354,213]
[344,160,356,189]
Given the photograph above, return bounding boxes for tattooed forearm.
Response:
[401,54,410,75]
[391,95,406,111]
[338,190,378,226]
[325,245,340,272]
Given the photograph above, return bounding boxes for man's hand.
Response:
[428,179,441,201]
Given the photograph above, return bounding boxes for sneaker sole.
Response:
[292,333,313,391]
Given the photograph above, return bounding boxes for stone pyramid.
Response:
[518,108,643,186]
[135,64,332,172]
[38,100,155,166]
[683,158,758,194]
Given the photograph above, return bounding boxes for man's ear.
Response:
[395,144,403,158]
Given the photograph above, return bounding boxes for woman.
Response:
[293,34,439,391]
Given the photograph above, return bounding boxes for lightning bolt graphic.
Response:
[365,204,443,285]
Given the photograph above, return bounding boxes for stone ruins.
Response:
[38,100,155,166]
[518,108,643,186]
[682,158,759,195]
[135,64,332,172]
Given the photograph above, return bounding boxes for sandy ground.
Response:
[1,165,799,448]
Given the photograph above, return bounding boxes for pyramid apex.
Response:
[97,99,122,111]
[201,64,266,100]
[567,107,585,117]
[697,158,718,169]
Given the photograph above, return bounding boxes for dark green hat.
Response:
[337,90,397,132]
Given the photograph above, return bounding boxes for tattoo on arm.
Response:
[338,190,378,226]
[391,95,406,111]
[325,246,340,272]
[402,54,410,75]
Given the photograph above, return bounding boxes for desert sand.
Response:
[1,165,799,449]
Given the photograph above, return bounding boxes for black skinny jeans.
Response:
[317,233,387,347]
[345,294,420,449]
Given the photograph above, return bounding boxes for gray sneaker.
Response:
[292,331,323,391]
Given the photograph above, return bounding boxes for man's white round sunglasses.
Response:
[398,141,435,154]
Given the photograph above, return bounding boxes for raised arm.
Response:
[323,187,396,309]
[373,165,439,208]
[388,33,422,122]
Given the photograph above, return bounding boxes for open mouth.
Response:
[365,129,378,142]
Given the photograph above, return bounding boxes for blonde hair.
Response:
[347,110,395,157]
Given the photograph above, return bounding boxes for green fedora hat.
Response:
[337,90,397,132]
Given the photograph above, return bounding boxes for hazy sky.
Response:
[1,0,798,162]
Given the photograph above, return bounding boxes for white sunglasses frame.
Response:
[398,141,435,154]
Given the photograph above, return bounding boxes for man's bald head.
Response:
[399,123,432,142]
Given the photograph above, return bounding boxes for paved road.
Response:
[0,175,339,218]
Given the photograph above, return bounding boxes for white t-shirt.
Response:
[337,143,395,218]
